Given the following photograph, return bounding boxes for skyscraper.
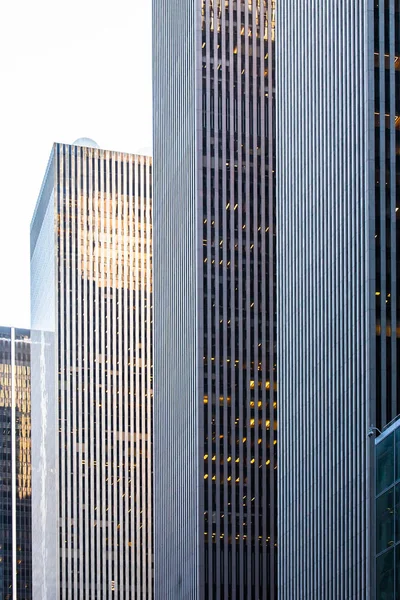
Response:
[153,2,276,597]
[0,326,31,600]
[277,2,399,597]
[30,140,153,598]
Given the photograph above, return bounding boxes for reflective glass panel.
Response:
[396,483,400,544]
[396,545,400,598]
[395,427,400,482]
[377,433,395,495]
[377,489,395,554]
[376,549,394,600]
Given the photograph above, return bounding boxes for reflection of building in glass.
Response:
[375,419,400,599]
[0,326,31,600]
[30,141,152,598]
[277,1,400,597]
[153,1,276,597]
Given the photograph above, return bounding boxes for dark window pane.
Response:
[395,428,400,482]
[396,483,400,544]
[376,548,394,600]
[396,545,400,597]
[377,489,395,554]
[377,433,395,495]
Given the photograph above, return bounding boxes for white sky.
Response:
[0,0,152,328]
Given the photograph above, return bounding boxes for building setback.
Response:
[30,140,153,598]
[0,326,31,600]
[277,1,399,597]
[153,1,276,598]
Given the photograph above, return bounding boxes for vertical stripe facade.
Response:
[0,327,32,600]
[31,143,153,599]
[277,1,399,598]
[373,0,400,429]
[153,1,276,598]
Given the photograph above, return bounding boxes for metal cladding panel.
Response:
[30,329,57,600]
[31,143,153,599]
[153,1,277,598]
[153,1,201,598]
[30,160,58,600]
[276,1,382,598]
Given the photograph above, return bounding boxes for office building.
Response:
[30,140,152,598]
[153,1,276,598]
[277,2,399,597]
[375,418,400,598]
[0,326,31,600]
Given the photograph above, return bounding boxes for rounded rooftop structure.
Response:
[72,137,99,149]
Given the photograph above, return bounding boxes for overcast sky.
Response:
[0,0,152,328]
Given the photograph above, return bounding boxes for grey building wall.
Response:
[153,1,201,597]
[277,0,399,597]
[30,146,61,600]
[153,1,277,598]
[30,331,57,600]
[31,143,153,599]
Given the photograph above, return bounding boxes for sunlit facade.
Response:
[30,141,152,599]
[277,1,400,597]
[153,1,276,598]
[0,326,31,600]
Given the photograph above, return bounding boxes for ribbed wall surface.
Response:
[31,144,153,599]
[277,2,373,598]
[153,1,200,597]
[153,1,277,598]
